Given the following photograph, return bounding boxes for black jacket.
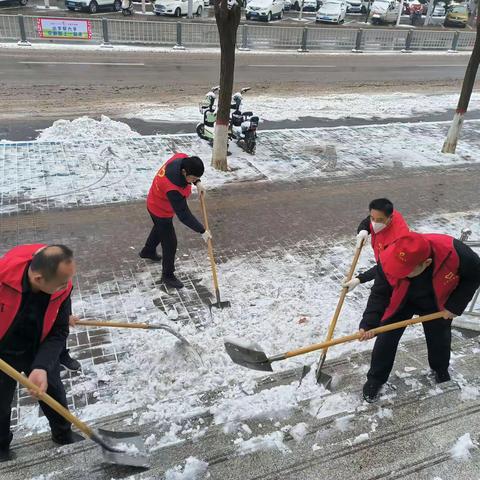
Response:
[360,239,480,330]
[165,159,205,234]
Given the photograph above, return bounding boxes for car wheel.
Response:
[175,7,181,15]
[196,5,202,14]
[67,6,74,9]
[18,0,28,5]
[278,9,283,18]
[89,0,98,12]
[113,0,121,10]
[266,11,272,21]
[246,13,251,19]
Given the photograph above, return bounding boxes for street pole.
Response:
[188,0,193,17]
[424,0,434,26]
[364,0,371,22]
[395,0,402,25]
[141,0,146,14]
[44,0,50,8]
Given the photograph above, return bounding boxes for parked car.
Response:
[0,0,28,6]
[283,0,292,9]
[346,0,362,12]
[303,0,319,10]
[444,3,468,27]
[369,0,400,23]
[316,0,346,22]
[154,0,203,15]
[65,0,120,13]
[245,0,284,21]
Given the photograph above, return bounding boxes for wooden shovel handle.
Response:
[0,358,94,438]
[286,311,445,359]
[76,320,150,329]
[323,240,365,346]
[199,193,220,292]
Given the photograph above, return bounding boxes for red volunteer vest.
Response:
[0,244,73,342]
[146,153,192,218]
[381,234,460,322]
[370,210,410,262]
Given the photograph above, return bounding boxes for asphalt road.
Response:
[0,49,469,87]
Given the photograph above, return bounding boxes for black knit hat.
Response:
[181,156,205,177]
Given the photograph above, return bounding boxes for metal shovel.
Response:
[199,193,231,309]
[75,319,191,347]
[0,358,150,468]
[225,311,445,371]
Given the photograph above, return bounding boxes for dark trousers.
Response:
[367,306,452,386]
[142,213,177,276]
[0,354,71,449]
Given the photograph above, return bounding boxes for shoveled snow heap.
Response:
[164,456,209,480]
[37,115,139,142]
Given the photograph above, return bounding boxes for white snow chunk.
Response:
[334,414,355,432]
[352,433,369,445]
[460,385,480,401]
[164,456,209,480]
[450,433,477,461]
[289,422,309,442]
[310,392,358,419]
[37,115,138,142]
[234,431,290,455]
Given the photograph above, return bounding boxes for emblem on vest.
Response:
[444,271,458,285]
[396,251,407,263]
[156,167,166,178]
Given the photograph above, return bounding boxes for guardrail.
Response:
[0,14,476,52]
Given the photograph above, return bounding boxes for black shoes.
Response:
[434,370,451,384]
[59,349,81,372]
[52,430,84,446]
[161,274,184,289]
[363,380,382,403]
[139,250,162,262]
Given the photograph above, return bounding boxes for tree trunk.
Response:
[212,0,241,171]
[442,15,480,153]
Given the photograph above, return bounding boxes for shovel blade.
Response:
[316,371,333,389]
[224,340,273,372]
[97,428,150,468]
[148,323,191,347]
[210,300,231,310]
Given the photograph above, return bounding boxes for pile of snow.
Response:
[126,92,480,124]
[37,115,139,142]
[234,431,289,455]
[450,433,477,461]
[164,457,209,480]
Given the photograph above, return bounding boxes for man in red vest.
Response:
[358,232,480,403]
[0,244,83,462]
[139,154,211,289]
[343,198,410,292]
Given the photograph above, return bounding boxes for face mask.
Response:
[372,222,387,233]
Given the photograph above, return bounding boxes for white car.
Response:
[369,0,400,23]
[302,0,319,11]
[346,0,362,12]
[316,0,346,22]
[65,0,120,13]
[154,0,203,16]
[0,0,28,5]
[246,0,285,21]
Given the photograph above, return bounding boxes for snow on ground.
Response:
[450,433,477,461]
[2,120,480,212]
[37,116,139,142]
[164,457,209,480]
[126,92,480,124]
[12,211,479,454]
[234,431,289,455]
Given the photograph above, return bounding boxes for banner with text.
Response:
[37,18,92,40]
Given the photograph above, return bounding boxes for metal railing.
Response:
[0,14,476,53]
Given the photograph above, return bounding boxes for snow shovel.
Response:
[75,319,191,347]
[225,311,445,372]
[313,239,366,386]
[199,193,231,310]
[0,357,149,468]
